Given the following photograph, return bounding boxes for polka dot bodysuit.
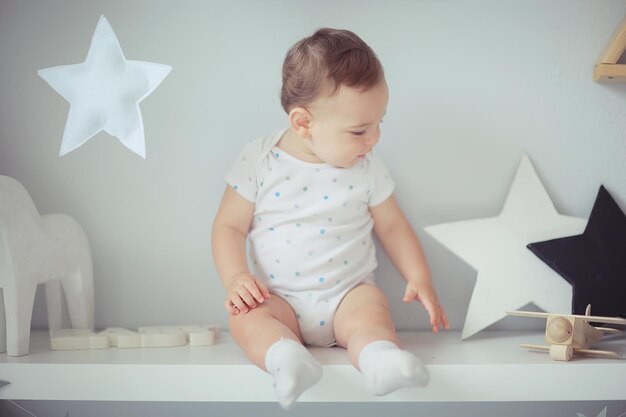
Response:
[225,128,395,346]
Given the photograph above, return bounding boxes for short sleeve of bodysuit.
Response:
[367,154,395,206]
[224,140,261,203]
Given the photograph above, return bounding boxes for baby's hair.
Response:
[280,28,384,113]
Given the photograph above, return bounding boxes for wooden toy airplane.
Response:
[506,305,626,361]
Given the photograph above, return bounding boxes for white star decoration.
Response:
[38,15,171,158]
[577,407,608,417]
[424,155,587,339]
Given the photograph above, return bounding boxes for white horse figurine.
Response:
[0,175,94,356]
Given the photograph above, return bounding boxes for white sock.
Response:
[264,338,323,410]
[358,340,429,396]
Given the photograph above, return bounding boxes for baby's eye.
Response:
[351,130,367,136]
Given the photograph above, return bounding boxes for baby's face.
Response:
[306,79,388,168]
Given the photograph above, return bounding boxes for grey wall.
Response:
[1,0,625,333]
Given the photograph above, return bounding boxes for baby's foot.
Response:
[358,340,429,396]
[265,338,323,409]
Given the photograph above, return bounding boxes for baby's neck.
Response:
[277,128,323,163]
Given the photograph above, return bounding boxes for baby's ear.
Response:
[288,107,312,138]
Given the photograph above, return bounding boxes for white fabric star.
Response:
[424,155,587,339]
[38,15,171,158]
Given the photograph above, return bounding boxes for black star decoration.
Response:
[527,186,626,318]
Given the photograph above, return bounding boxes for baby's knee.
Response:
[367,288,392,312]
[355,302,392,323]
[338,302,393,334]
[347,284,392,311]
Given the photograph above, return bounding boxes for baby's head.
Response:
[281,28,384,113]
[281,28,388,168]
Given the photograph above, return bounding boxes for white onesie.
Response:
[225,128,395,347]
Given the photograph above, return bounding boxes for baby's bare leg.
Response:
[229,294,301,369]
[334,283,429,395]
[334,283,399,365]
[229,294,322,409]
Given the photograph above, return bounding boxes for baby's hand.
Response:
[225,272,271,315]
[403,278,450,333]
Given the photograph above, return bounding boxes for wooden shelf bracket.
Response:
[594,16,626,83]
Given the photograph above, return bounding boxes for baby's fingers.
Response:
[237,288,258,310]
[429,303,450,333]
[244,281,267,304]
[440,307,451,331]
[256,280,272,300]
[421,297,442,332]
[224,297,245,315]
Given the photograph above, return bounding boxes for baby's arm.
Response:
[212,185,270,315]
[370,195,449,332]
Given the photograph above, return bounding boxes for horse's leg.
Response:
[45,280,69,332]
[0,290,6,353]
[46,214,95,331]
[61,262,94,330]
[2,277,38,356]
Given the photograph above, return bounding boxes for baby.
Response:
[212,28,449,409]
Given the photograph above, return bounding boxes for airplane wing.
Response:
[506,310,550,319]
[507,310,626,325]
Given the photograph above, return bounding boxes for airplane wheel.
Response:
[549,344,573,361]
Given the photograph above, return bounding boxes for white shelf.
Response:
[1,330,625,402]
